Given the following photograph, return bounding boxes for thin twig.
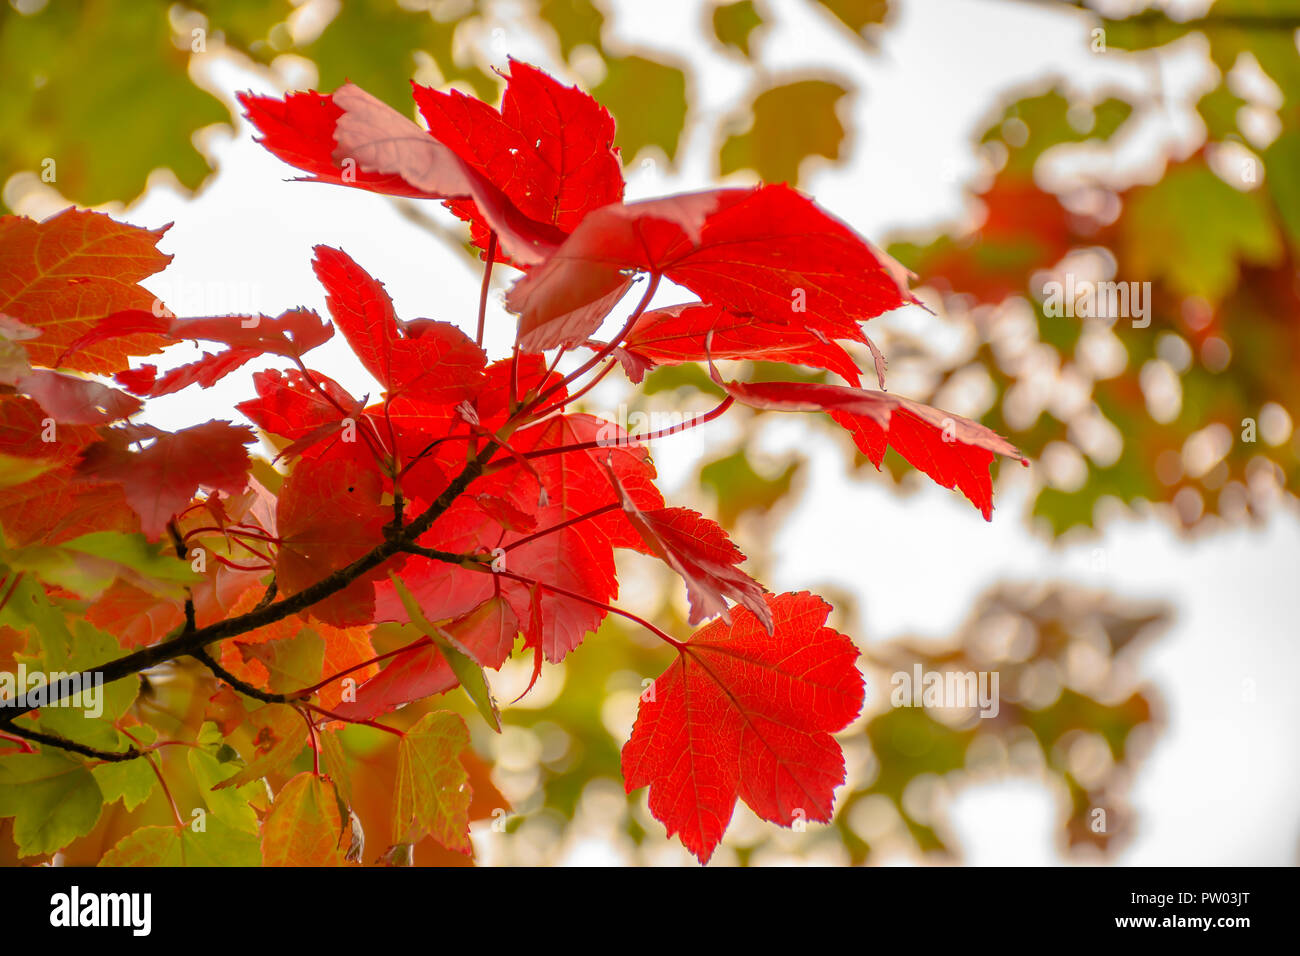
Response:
[476,232,498,348]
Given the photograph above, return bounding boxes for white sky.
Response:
[15,0,1296,864]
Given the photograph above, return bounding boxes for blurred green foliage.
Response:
[0,0,226,209]
[813,0,890,39]
[713,0,765,57]
[0,0,869,212]
[721,78,849,184]
[890,3,1300,534]
[846,586,1166,861]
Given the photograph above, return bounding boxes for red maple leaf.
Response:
[242,63,618,271]
[332,594,519,721]
[507,184,917,351]
[622,592,865,863]
[603,458,769,629]
[75,420,255,539]
[238,89,429,198]
[0,209,173,374]
[0,395,138,546]
[714,376,1026,520]
[113,348,262,399]
[275,457,393,627]
[86,579,185,649]
[312,245,486,403]
[237,368,360,446]
[374,413,663,662]
[317,82,567,265]
[616,300,864,385]
[61,306,332,367]
[415,58,623,258]
[16,369,142,425]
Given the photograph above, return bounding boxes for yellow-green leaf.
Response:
[392,710,472,853]
[261,771,349,866]
[595,55,688,163]
[720,79,849,186]
[390,573,500,731]
[92,726,158,812]
[813,0,889,36]
[100,816,262,866]
[0,453,54,489]
[1121,161,1283,303]
[213,704,306,790]
[713,1,764,57]
[0,751,103,857]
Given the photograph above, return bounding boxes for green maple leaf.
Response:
[0,751,103,857]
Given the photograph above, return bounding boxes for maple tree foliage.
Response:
[0,59,1023,866]
[623,592,864,862]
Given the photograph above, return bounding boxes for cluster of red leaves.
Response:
[0,60,1023,863]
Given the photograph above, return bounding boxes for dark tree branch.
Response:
[0,444,498,740]
[0,721,142,763]
[190,647,296,704]
[400,544,491,567]
[253,578,278,611]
